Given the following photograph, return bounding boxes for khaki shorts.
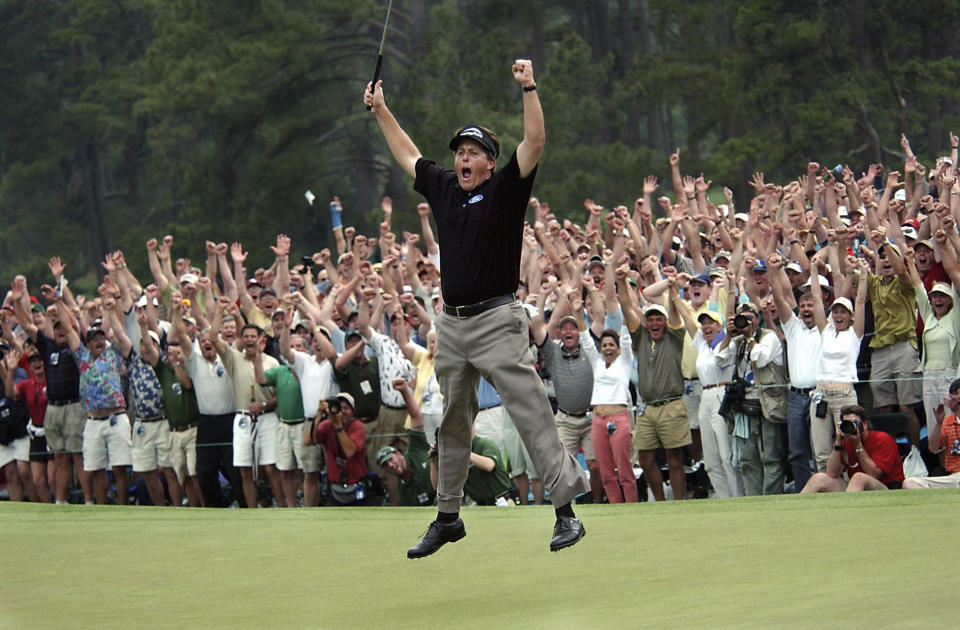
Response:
[555,410,594,460]
[132,419,173,472]
[634,399,692,451]
[44,402,86,454]
[82,413,133,471]
[904,472,960,489]
[870,340,922,407]
[168,425,198,482]
[275,420,315,472]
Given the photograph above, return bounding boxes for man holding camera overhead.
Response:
[800,405,904,492]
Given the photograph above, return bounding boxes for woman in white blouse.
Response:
[573,300,638,503]
[808,254,868,471]
[676,304,744,498]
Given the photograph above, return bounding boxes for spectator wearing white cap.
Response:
[675,299,743,498]
[906,252,960,458]
[807,251,868,472]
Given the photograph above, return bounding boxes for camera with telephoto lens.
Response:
[733,313,749,332]
[839,419,862,436]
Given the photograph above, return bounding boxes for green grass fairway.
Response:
[2,491,957,629]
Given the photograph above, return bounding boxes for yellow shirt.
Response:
[867,274,917,349]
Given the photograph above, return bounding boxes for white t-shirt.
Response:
[817,321,862,383]
[292,350,337,417]
[782,314,822,388]
[692,330,735,386]
[580,327,633,407]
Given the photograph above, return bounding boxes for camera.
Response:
[733,314,749,331]
[606,421,616,435]
[838,419,861,436]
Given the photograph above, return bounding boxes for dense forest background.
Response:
[2,0,959,290]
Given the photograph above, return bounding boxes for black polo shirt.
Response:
[35,331,80,402]
[414,151,537,307]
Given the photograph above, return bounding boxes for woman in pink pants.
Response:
[573,309,637,503]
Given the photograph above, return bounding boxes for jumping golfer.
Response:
[364,59,589,557]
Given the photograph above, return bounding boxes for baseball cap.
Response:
[259,288,277,298]
[734,212,749,223]
[785,262,802,274]
[30,303,45,313]
[709,267,726,279]
[753,259,767,272]
[179,273,199,285]
[376,445,399,467]
[448,125,500,158]
[880,241,902,258]
[86,324,106,340]
[557,315,579,328]
[246,278,261,288]
[182,315,198,326]
[914,239,934,250]
[930,282,953,298]
[831,297,854,314]
[146,330,161,346]
[587,256,604,271]
[698,311,724,326]
[802,275,832,290]
[344,330,363,343]
[894,189,907,201]
[336,392,355,409]
[644,304,668,318]
[689,273,711,285]
[901,225,918,240]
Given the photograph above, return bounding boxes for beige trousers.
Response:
[433,301,588,512]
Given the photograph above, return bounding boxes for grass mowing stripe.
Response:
[2,491,957,629]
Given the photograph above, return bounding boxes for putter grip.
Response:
[366,55,383,111]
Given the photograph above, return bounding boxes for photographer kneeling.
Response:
[800,405,904,492]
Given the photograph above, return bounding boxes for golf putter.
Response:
[366,0,394,110]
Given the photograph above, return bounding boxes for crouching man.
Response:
[801,405,904,492]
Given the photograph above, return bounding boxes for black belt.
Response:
[139,416,166,423]
[383,404,406,411]
[646,399,674,408]
[443,293,515,319]
[171,422,197,433]
[49,399,79,407]
[480,404,501,412]
[790,386,815,394]
[558,408,587,418]
[283,419,306,425]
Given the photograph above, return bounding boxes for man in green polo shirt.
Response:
[376,378,435,507]
[255,346,311,508]
[143,337,202,507]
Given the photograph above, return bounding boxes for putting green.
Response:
[2,491,956,629]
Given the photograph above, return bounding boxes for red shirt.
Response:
[315,418,367,484]
[940,414,960,474]
[15,378,48,426]
[842,430,904,485]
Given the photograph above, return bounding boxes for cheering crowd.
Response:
[2,130,960,507]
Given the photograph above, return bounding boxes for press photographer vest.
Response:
[751,330,788,424]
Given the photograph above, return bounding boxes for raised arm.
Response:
[511,59,544,179]
[364,82,422,177]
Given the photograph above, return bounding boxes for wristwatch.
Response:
[833,444,843,451]
[855,447,864,455]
